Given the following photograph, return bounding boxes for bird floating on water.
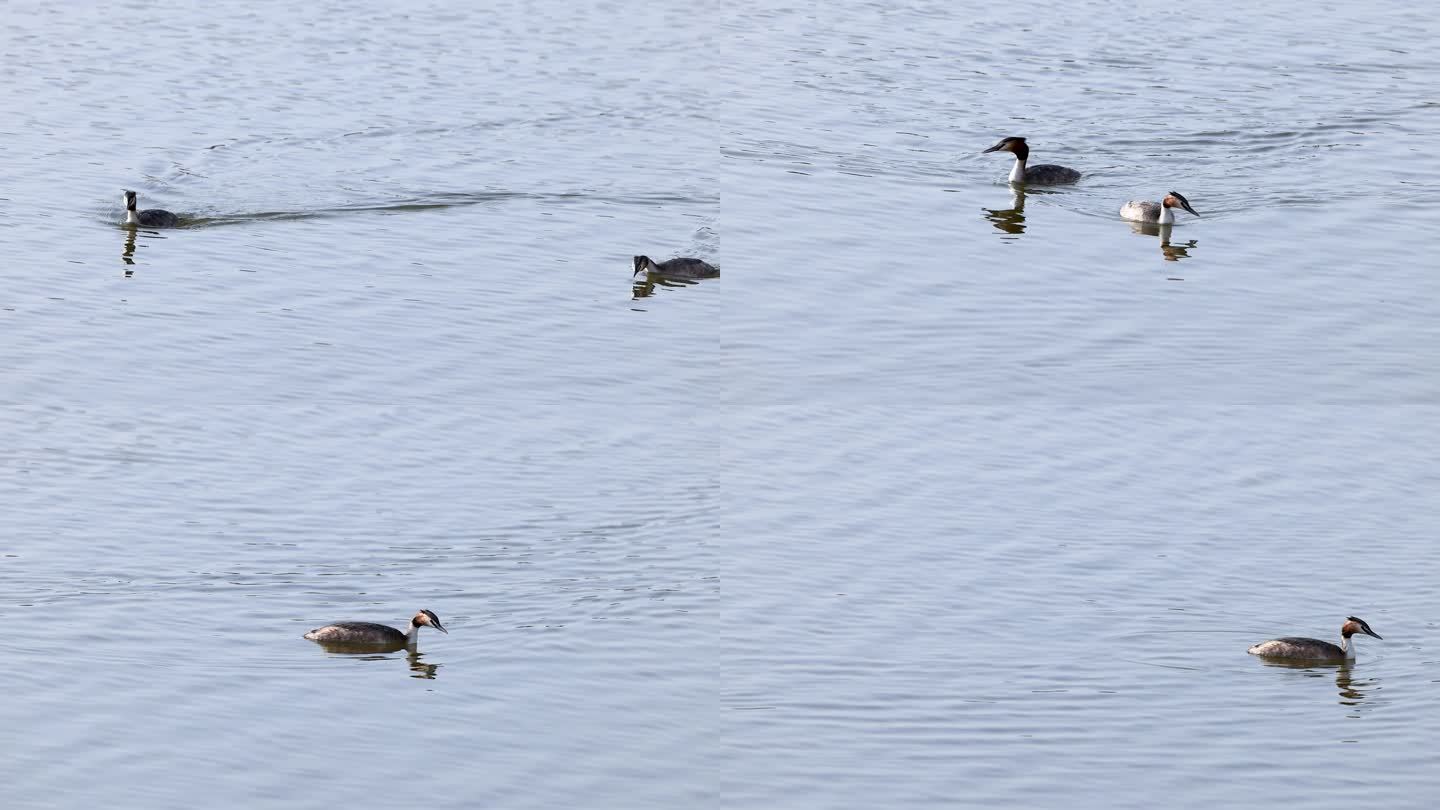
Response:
[1120,191,1200,224]
[1248,616,1381,661]
[981,136,1081,185]
[304,609,448,645]
[122,190,180,227]
[633,255,719,279]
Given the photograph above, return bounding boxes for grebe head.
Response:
[413,609,448,634]
[1163,191,1200,217]
[982,136,1029,159]
[1342,616,1381,640]
[123,190,138,211]
[633,255,656,277]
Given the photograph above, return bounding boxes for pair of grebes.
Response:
[119,191,717,279]
[981,136,1201,224]
[309,609,1380,663]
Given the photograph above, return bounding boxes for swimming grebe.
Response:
[1248,616,1382,660]
[122,190,180,227]
[633,255,719,279]
[1120,191,1200,224]
[981,137,1081,185]
[304,609,447,644]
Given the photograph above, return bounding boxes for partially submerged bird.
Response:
[304,609,447,645]
[633,254,719,279]
[1120,191,1200,224]
[122,190,180,227]
[1248,616,1382,661]
[981,136,1081,185]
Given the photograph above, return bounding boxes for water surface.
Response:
[1,2,716,808]
[722,2,1440,808]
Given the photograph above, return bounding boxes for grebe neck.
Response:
[1008,157,1026,184]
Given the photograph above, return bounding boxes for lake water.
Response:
[0,2,716,808]
[4,1,1439,808]
[721,2,1440,809]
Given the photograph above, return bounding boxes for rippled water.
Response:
[1,2,715,808]
[7,0,1440,806]
[723,2,1440,808]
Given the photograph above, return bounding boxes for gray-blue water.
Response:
[723,1,1440,808]
[1,2,716,808]
[5,1,1440,807]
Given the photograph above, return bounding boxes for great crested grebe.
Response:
[1248,616,1382,660]
[122,190,180,227]
[633,255,719,279]
[981,137,1081,185]
[304,609,447,644]
[1120,191,1200,224]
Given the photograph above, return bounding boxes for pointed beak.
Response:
[1364,627,1381,639]
[1182,202,1200,217]
[433,621,448,634]
[982,142,1004,154]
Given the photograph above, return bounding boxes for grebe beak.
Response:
[982,141,1006,154]
[1362,626,1381,639]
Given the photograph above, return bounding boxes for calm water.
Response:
[723,1,1440,809]
[1,2,715,808]
[5,1,1440,808]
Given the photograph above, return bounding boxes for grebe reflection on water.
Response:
[1126,219,1199,261]
[983,185,1027,235]
[1248,616,1382,661]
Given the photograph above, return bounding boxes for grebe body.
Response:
[1248,616,1381,661]
[123,190,180,227]
[304,609,447,644]
[982,137,1081,185]
[1120,191,1200,224]
[633,255,719,279]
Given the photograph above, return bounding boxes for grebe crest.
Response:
[1120,191,1200,224]
[1247,616,1382,661]
[122,190,180,228]
[303,609,448,645]
[633,255,719,279]
[981,136,1081,185]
